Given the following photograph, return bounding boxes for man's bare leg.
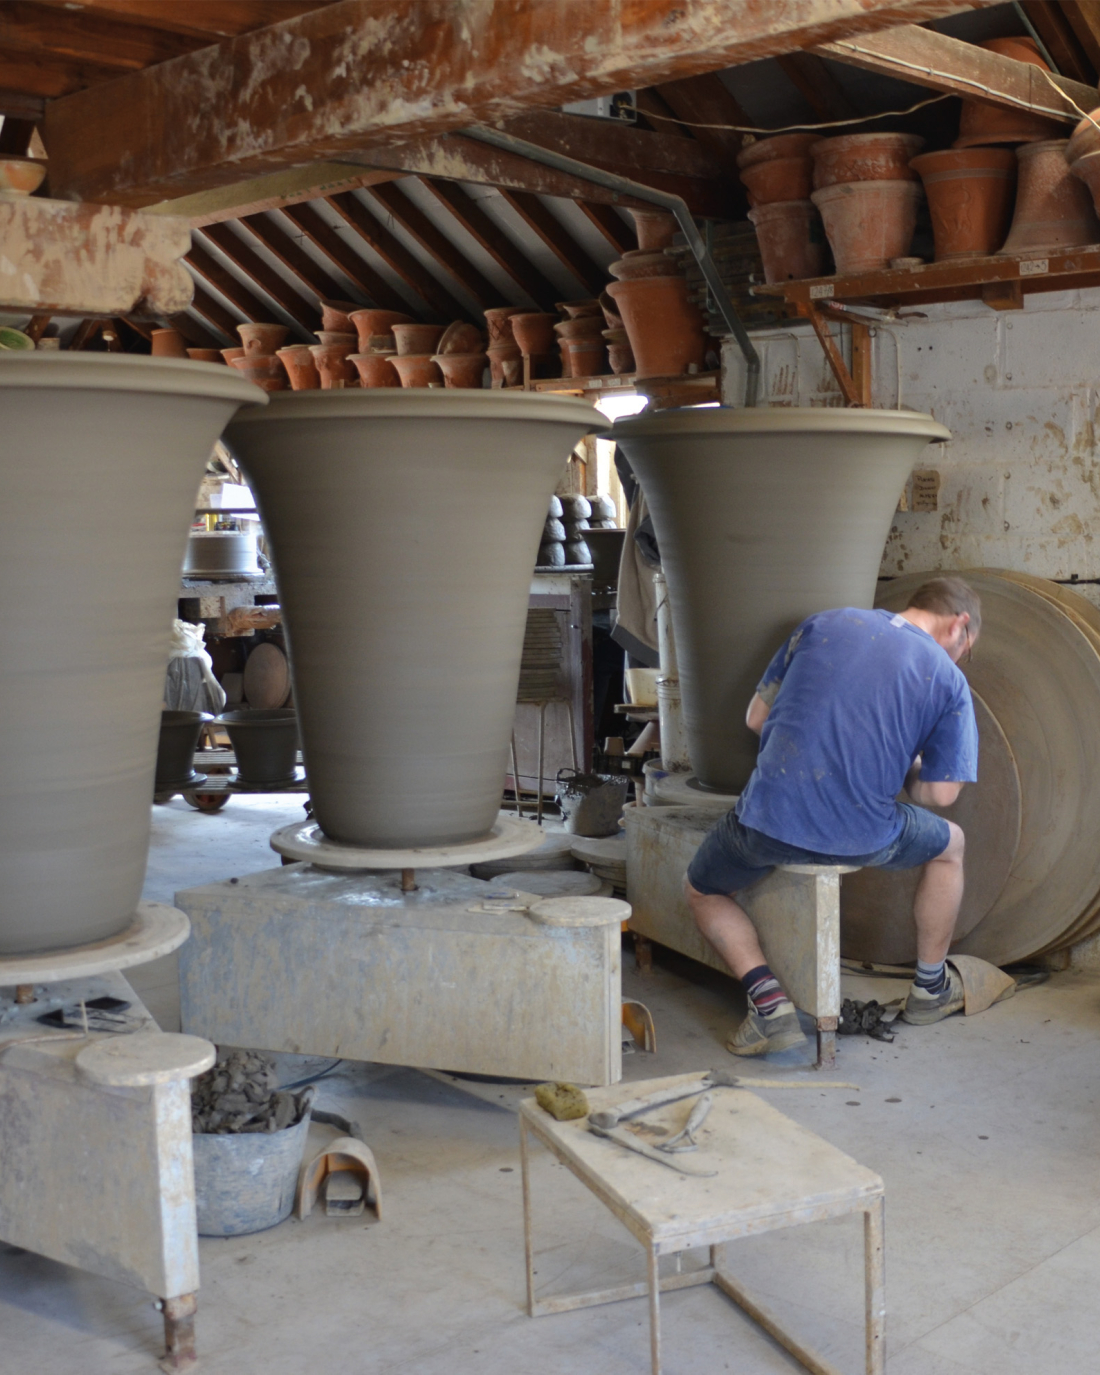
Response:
[685,883,767,980]
[912,821,965,962]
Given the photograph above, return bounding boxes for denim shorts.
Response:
[686,803,952,897]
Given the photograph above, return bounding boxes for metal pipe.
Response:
[459,124,761,406]
[1011,2,1059,74]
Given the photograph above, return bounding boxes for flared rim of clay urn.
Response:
[318,299,359,332]
[225,386,604,426]
[0,351,266,404]
[811,132,925,189]
[612,404,949,443]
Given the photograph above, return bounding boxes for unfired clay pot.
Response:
[229,354,288,392]
[630,209,678,251]
[611,406,951,792]
[151,328,188,359]
[392,323,445,356]
[955,37,1063,149]
[604,277,706,378]
[225,391,604,847]
[748,200,826,283]
[483,307,523,345]
[348,352,400,388]
[510,313,559,356]
[348,309,414,353]
[486,343,522,387]
[811,133,924,189]
[811,180,923,274]
[276,345,321,391]
[1001,139,1100,253]
[308,342,357,388]
[319,299,359,333]
[391,354,443,388]
[0,355,260,954]
[909,147,1017,259]
[156,710,212,791]
[432,353,487,388]
[218,708,298,788]
[239,323,289,356]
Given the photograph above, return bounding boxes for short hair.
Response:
[905,576,981,635]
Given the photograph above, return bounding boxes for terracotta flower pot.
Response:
[629,209,678,250]
[0,355,260,953]
[605,276,706,379]
[348,352,400,387]
[748,200,826,283]
[608,250,675,280]
[510,313,559,356]
[315,330,357,347]
[557,299,603,319]
[276,345,321,391]
[486,343,523,387]
[187,348,224,363]
[740,156,815,207]
[910,147,1017,260]
[318,299,359,333]
[955,38,1064,149]
[308,342,357,389]
[811,133,925,189]
[0,154,47,196]
[229,353,288,391]
[602,329,635,375]
[347,309,414,353]
[392,323,445,356]
[432,353,488,388]
[483,306,523,345]
[737,132,819,171]
[437,321,485,354]
[238,323,289,356]
[151,328,188,359]
[1001,139,1100,253]
[224,390,603,847]
[390,354,443,387]
[220,346,245,365]
[811,180,923,274]
[1065,107,1100,165]
[610,406,951,792]
[554,314,606,340]
[561,336,606,379]
[599,291,624,330]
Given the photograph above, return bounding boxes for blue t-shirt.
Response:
[735,607,978,855]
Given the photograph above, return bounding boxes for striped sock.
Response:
[914,959,947,995]
[743,965,792,1019]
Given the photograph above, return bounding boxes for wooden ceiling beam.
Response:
[325,192,471,322]
[0,87,44,121]
[43,0,989,206]
[237,214,356,308]
[650,72,749,167]
[498,111,724,180]
[31,1,332,43]
[185,245,271,326]
[498,190,606,298]
[166,308,224,349]
[1058,2,1100,78]
[575,202,637,256]
[1018,1,1095,83]
[419,180,558,312]
[280,203,410,314]
[0,51,128,99]
[197,223,320,334]
[0,2,203,71]
[365,182,506,311]
[815,24,1095,119]
[775,52,861,121]
[187,283,241,340]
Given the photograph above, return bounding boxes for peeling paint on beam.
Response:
[43,0,989,207]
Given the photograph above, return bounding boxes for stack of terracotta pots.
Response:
[307,300,358,388]
[484,307,524,387]
[738,133,826,283]
[809,132,925,274]
[599,289,634,375]
[431,320,488,388]
[347,308,412,387]
[228,323,291,391]
[554,300,606,379]
[606,207,706,379]
[389,322,444,387]
[510,311,561,380]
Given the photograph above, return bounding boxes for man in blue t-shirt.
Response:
[685,577,980,1058]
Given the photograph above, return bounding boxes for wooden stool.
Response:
[521,1073,884,1375]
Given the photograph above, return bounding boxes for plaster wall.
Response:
[722,288,1100,605]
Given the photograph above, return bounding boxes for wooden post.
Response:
[850,320,873,407]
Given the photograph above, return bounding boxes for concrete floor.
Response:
[4,794,1100,1373]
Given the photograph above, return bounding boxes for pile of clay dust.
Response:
[191,1047,304,1134]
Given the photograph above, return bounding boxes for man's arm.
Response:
[905,758,964,808]
[746,693,770,736]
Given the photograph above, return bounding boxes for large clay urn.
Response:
[0,354,260,953]
[910,147,1017,259]
[224,392,604,847]
[955,37,1063,149]
[611,407,951,792]
[1000,139,1100,253]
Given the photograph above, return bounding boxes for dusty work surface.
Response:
[3,795,1100,1373]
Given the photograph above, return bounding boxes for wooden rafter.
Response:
[650,72,748,167]
[1019,1,1095,83]
[188,282,241,339]
[280,203,409,313]
[238,213,359,309]
[0,3,202,75]
[29,1,332,43]
[198,223,320,334]
[1058,2,1100,77]
[497,190,606,298]
[776,52,861,120]
[167,310,225,350]
[365,182,506,310]
[185,244,271,327]
[419,180,558,311]
[24,314,51,342]
[0,86,43,120]
[42,0,987,206]
[325,191,470,322]
[67,319,102,350]
[575,202,636,256]
[499,111,723,181]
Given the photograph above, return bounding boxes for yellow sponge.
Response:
[535,1081,590,1121]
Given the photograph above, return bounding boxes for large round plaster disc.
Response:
[868,573,1100,966]
[841,690,1020,963]
[652,773,739,808]
[270,813,545,870]
[77,1031,216,1087]
[527,896,631,927]
[487,870,607,898]
[243,641,290,709]
[0,903,190,987]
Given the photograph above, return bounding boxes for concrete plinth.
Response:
[176,864,623,1086]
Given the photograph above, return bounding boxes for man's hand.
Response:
[905,757,964,808]
[746,692,770,736]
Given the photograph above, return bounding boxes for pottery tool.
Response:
[656,1092,713,1153]
[588,1069,859,1131]
[589,1120,718,1177]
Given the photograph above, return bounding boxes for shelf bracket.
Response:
[796,301,865,407]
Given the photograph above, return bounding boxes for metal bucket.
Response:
[192,1089,314,1236]
[555,768,630,837]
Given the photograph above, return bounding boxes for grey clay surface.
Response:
[225,390,603,848]
[612,407,950,792]
[0,355,261,954]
